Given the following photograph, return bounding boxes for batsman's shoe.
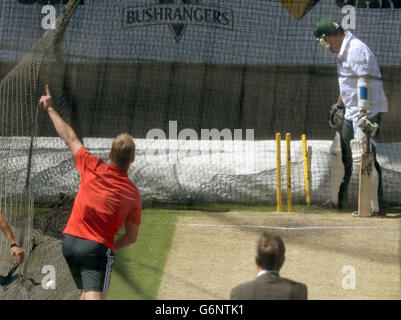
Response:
[371,209,386,217]
[351,210,386,217]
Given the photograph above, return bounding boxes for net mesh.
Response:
[0,0,401,299]
[1,0,82,299]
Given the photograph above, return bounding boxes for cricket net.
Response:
[0,0,82,299]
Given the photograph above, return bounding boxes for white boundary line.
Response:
[175,223,395,230]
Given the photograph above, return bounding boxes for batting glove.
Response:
[328,103,345,129]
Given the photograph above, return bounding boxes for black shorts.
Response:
[62,234,117,293]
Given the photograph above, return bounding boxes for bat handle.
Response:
[365,133,370,153]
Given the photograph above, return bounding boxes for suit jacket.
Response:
[230,272,308,300]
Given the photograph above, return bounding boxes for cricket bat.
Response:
[358,134,373,217]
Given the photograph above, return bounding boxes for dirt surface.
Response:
[157,211,400,300]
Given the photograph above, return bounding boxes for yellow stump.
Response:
[286,133,292,212]
[302,134,311,205]
[276,133,282,212]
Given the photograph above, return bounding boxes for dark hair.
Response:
[255,232,285,271]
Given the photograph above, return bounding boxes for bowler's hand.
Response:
[39,84,54,112]
[10,246,24,265]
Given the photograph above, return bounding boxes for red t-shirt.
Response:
[63,147,142,251]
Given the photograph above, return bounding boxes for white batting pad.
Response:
[330,132,344,206]
[351,139,364,166]
[352,139,379,212]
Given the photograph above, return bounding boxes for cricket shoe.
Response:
[351,210,386,217]
[371,209,386,217]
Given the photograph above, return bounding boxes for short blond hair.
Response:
[110,133,135,168]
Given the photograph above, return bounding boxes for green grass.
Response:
[107,209,181,300]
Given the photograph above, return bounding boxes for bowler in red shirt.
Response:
[39,85,141,300]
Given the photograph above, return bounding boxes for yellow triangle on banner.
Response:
[279,0,320,20]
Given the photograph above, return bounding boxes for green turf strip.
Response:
[107,209,180,300]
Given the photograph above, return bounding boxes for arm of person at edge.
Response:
[114,220,139,251]
[0,213,25,264]
[39,84,83,157]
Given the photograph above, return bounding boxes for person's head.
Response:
[109,133,136,171]
[314,18,345,53]
[255,232,286,272]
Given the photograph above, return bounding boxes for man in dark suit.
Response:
[230,232,307,300]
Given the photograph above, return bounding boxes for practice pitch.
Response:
[157,211,400,300]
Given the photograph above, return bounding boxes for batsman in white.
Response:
[314,18,388,216]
